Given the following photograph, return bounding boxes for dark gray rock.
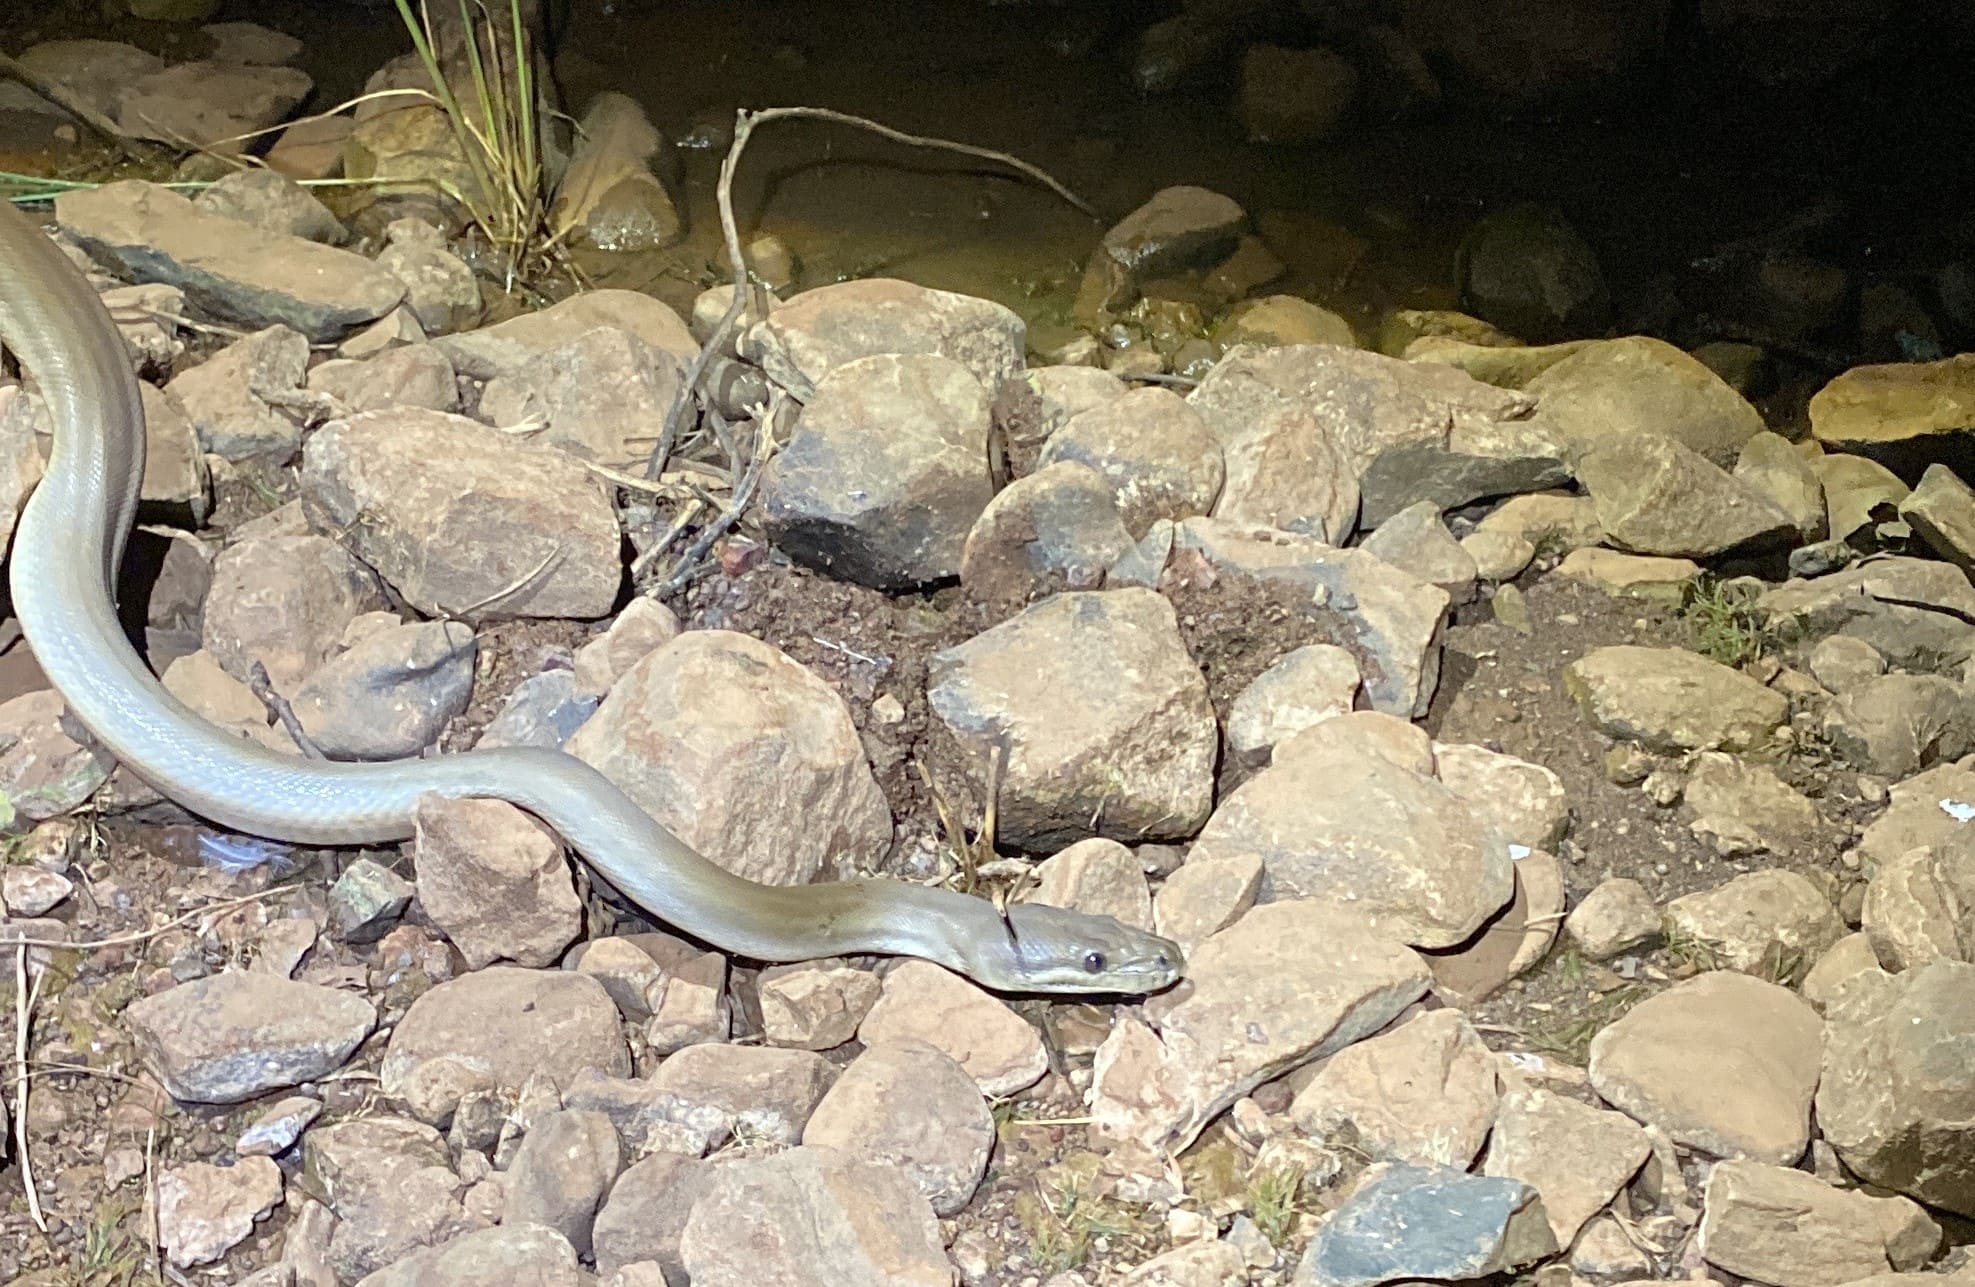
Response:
[1294,1162,1557,1286]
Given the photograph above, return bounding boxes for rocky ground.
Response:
[4,14,1975,1287]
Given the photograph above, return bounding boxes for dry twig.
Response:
[0,886,304,952]
[249,661,328,761]
[12,946,47,1232]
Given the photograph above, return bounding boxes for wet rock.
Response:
[1482,1086,1651,1247]
[1588,971,1821,1163]
[381,967,630,1124]
[1735,431,1826,539]
[642,1044,835,1152]
[1289,1009,1499,1167]
[165,323,308,461]
[1577,434,1794,557]
[959,461,1133,604]
[414,796,582,969]
[1683,753,1829,856]
[1664,869,1846,976]
[570,599,681,697]
[1076,186,1247,322]
[1555,548,1701,601]
[1433,742,1569,850]
[307,343,459,415]
[566,629,891,884]
[125,972,376,1103]
[478,326,684,471]
[1359,501,1478,604]
[858,961,1047,1097]
[549,91,684,253]
[193,168,344,244]
[291,619,475,758]
[328,857,414,942]
[1757,556,1975,673]
[305,1116,469,1281]
[1294,1161,1557,1287]
[927,588,1216,848]
[1189,716,1514,949]
[434,289,696,381]
[157,1156,284,1267]
[1225,644,1361,767]
[355,1223,581,1287]
[743,277,1025,392]
[117,60,310,153]
[1816,958,1975,1216]
[0,689,114,822]
[1474,491,1605,550]
[1026,837,1154,929]
[301,407,621,622]
[1808,353,1975,473]
[762,352,993,589]
[1090,900,1428,1151]
[803,1041,992,1215]
[372,217,479,336]
[503,1109,621,1258]
[1239,44,1357,143]
[1700,1158,1941,1286]
[592,1152,720,1280]
[678,1146,954,1287]
[1357,415,1570,530]
[58,181,402,340]
[1461,528,1535,581]
[1523,336,1765,465]
[1153,852,1264,954]
[1039,386,1225,537]
[1218,295,1357,350]
[1456,202,1607,342]
[758,958,882,1051]
[1564,644,1786,753]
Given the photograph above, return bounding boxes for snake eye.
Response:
[1082,950,1106,974]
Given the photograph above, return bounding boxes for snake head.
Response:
[985,901,1184,994]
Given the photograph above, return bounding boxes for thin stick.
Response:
[0,52,151,162]
[647,399,777,598]
[248,662,328,761]
[444,543,562,618]
[629,498,707,579]
[12,946,47,1232]
[0,887,303,952]
[144,1124,161,1284]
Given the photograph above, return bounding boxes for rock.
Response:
[380,967,629,1124]
[237,1094,321,1157]
[857,961,1047,1097]
[566,937,666,1021]
[959,461,1133,605]
[1153,853,1264,954]
[165,323,308,461]
[1577,434,1795,557]
[640,938,732,1056]
[124,972,376,1103]
[1188,717,1515,949]
[1205,403,1360,541]
[1125,1241,1251,1286]
[266,113,353,181]
[1039,386,1225,537]
[1483,1086,1651,1247]
[1683,753,1829,857]
[193,168,344,244]
[1823,673,1973,780]
[1090,900,1428,1152]
[758,959,882,1051]
[0,689,114,823]
[1218,295,1358,350]
[1809,353,1975,475]
[1359,501,1478,604]
[1757,556,1975,673]
[117,60,311,153]
[548,92,684,253]
[803,1041,992,1215]
[414,796,582,969]
[328,857,414,942]
[307,343,459,415]
[1289,1009,1499,1168]
[156,1156,284,1267]
[1816,958,1975,1216]
[1802,933,1884,1012]
[1900,462,1975,572]
[1433,742,1569,850]
[1521,336,1765,465]
[1563,644,1786,753]
[6,40,162,122]
[433,289,695,381]
[1027,838,1154,930]
[1735,431,1827,539]
[1461,529,1536,582]
[503,1110,621,1258]
[475,671,598,750]
[926,589,1216,848]
[678,1146,954,1287]
[1587,971,1822,1164]
[570,599,681,697]
[1456,202,1608,342]
[300,407,620,622]
[742,277,1025,393]
[201,20,302,64]
[354,1224,582,1287]
[1474,492,1605,551]
[1555,548,1701,601]
[640,1044,834,1151]
[1357,412,1570,532]
[477,327,683,470]
[1664,869,1846,977]
[373,218,480,336]
[1816,452,1912,542]
[1862,839,1975,972]
[340,306,426,358]
[1808,635,1886,694]
[1699,1158,1942,1286]
[1856,760,1975,868]
[1224,644,1361,767]
[592,1152,720,1280]
[762,352,993,589]
[305,1116,471,1281]
[1425,846,1566,1006]
[1076,186,1247,323]
[1238,45,1357,143]
[291,619,475,758]
[58,181,401,340]
[1,868,73,917]
[566,630,891,885]
[1569,1214,1653,1277]
[1294,1161,1557,1286]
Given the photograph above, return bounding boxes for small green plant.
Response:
[1016,1170,1138,1273]
[49,1194,162,1287]
[1661,925,1720,974]
[1526,526,1576,563]
[1528,983,1651,1064]
[1680,575,1773,667]
[1245,1163,1306,1246]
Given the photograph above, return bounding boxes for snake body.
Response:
[0,200,1181,994]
